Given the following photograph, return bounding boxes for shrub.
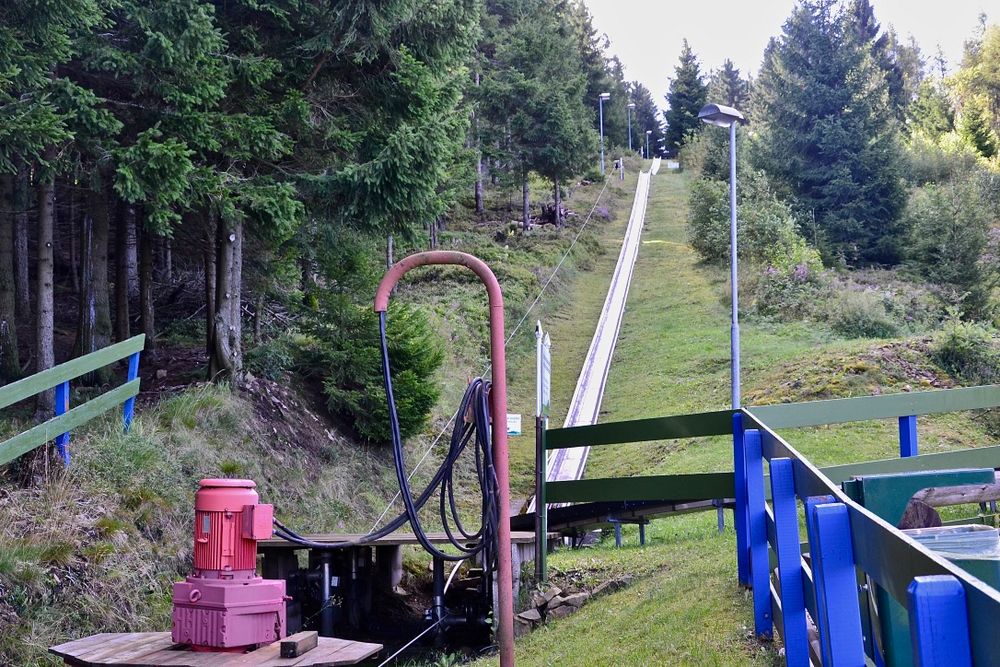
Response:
[302,296,443,444]
[931,317,1000,384]
[751,268,821,320]
[827,291,900,339]
[903,131,981,186]
[687,178,730,262]
[245,334,296,380]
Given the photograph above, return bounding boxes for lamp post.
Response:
[645,130,651,159]
[598,92,610,174]
[627,102,636,152]
[698,103,745,409]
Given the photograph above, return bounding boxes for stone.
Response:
[517,608,542,623]
[546,605,574,620]
[542,586,562,602]
[559,592,589,608]
[531,593,547,608]
[155,369,167,380]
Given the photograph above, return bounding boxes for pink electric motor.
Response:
[171,479,286,651]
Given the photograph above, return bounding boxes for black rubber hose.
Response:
[273,310,499,573]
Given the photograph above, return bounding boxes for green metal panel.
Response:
[0,380,140,465]
[749,384,1000,429]
[854,469,994,528]
[0,335,145,411]
[545,471,734,504]
[544,409,732,450]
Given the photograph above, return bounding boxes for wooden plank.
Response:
[0,335,144,410]
[545,409,732,450]
[749,384,1000,429]
[913,482,1000,507]
[74,633,151,663]
[0,379,140,465]
[545,471,734,504]
[280,633,317,659]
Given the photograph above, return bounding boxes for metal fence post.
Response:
[899,415,918,457]
[733,411,750,585]
[769,457,808,665]
[744,428,771,638]
[808,502,865,666]
[54,380,70,465]
[907,575,972,667]
[122,350,141,431]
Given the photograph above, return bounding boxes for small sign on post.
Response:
[506,414,522,436]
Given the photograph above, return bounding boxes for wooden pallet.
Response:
[49,632,382,666]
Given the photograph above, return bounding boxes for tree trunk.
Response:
[209,217,241,382]
[522,169,530,230]
[203,213,216,356]
[429,219,438,249]
[67,182,80,296]
[76,183,112,380]
[386,234,394,269]
[126,210,138,299]
[114,198,132,341]
[139,220,156,352]
[553,179,562,227]
[475,153,484,216]
[253,295,263,346]
[13,160,30,320]
[0,175,20,381]
[36,153,56,417]
[230,217,243,375]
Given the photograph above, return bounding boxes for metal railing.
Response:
[0,335,145,466]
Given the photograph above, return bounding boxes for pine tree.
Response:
[752,0,906,264]
[909,80,954,138]
[629,83,663,154]
[959,96,999,158]
[664,39,707,152]
[708,59,749,111]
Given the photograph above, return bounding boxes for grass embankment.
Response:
[480,169,998,665]
[0,165,641,665]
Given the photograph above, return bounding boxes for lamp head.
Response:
[599,92,611,101]
[698,103,745,127]
[627,102,636,109]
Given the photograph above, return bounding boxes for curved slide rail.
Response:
[539,168,652,504]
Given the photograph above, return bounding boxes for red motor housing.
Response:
[171,479,286,651]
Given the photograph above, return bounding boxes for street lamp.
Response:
[698,103,745,409]
[627,102,636,152]
[598,92,610,174]
[645,130,651,159]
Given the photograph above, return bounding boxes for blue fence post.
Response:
[745,428,772,638]
[809,502,865,666]
[907,575,972,667]
[899,415,918,457]
[769,457,809,665]
[122,350,141,431]
[53,380,70,465]
[733,411,750,586]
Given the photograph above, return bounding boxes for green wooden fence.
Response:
[0,334,145,466]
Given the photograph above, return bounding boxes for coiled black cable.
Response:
[273,311,500,573]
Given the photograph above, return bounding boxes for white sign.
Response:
[506,413,522,436]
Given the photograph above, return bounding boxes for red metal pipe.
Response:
[375,251,515,667]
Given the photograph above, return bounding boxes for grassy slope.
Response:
[480,169,998,666]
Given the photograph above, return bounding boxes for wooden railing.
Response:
[0,335,145,466]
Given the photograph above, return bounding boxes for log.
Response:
[280,631,318,658]
[911,483,1000,508]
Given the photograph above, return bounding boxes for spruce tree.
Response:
[630,83,663,153]
[708,59,749,111]
[664,39,708,152]
[752,0,906,264]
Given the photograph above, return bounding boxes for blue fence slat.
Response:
[907,575,972,667]
[122,350,141,431]
[733,411,750,585]
[769,457,808,666]
[745,428,772,638]
[809,502,865,666]
[53,380,70,465]
[899,415,918,457]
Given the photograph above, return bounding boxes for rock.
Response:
[559,592,589,608]
[531,593,547,608]
[546,605,573,620]
[155,369,167,380]
[542,586,562,602]
[517,609,541,623]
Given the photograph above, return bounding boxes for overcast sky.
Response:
[583,0,992,112]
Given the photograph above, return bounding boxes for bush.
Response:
[827,291,900,339]
[903,131,982,186]
[302,297,443,444]
[751,268,821,320]
[931,318,1000,384]
[245,334,296,381]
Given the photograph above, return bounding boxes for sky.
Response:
[583,0,992,112]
